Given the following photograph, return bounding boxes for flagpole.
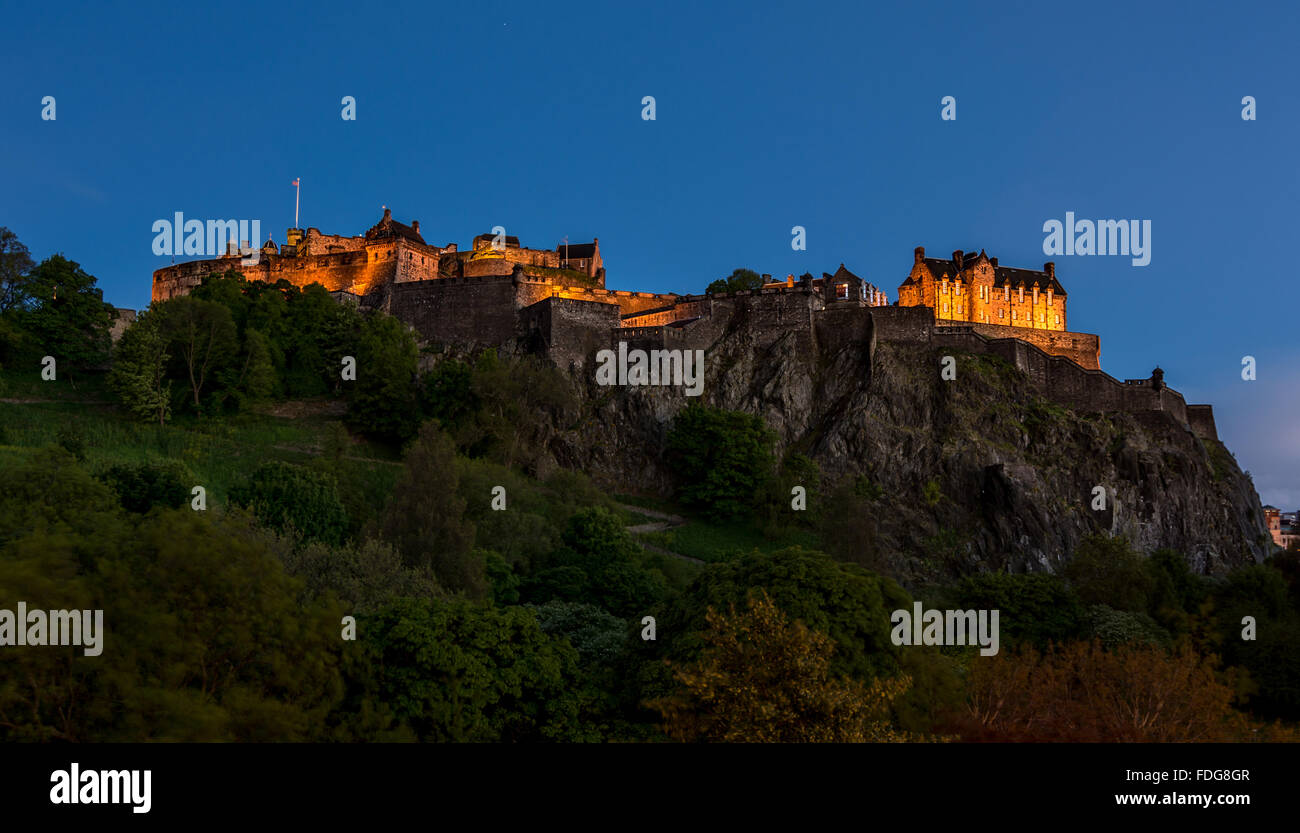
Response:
[295,179,300,229]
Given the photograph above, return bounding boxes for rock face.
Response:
[512,308,1271,580]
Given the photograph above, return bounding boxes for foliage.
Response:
[98,460,189,513]
[944,572,1087,649]
[705,268,764,295]
[346,597,589,742]
[375,424,480,595]
[108,309,172,424]
[1064,534,1154,612]
[649,593,914,742]
[665,403,776,520]
[15,255,114,380]
[345,312,420,445]
[952,641,1243,741]
[523,507,667,616]
[229,461,350,546]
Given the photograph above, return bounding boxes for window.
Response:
[980,286,986,300]
[1055,314,1060,325]
[1039,312,1044,322]
[836,283,848,299]
[999,309,1005,319]
[1012,311,1017,320]
[943,303,949,314]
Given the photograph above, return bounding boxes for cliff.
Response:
[522,309,1270,580]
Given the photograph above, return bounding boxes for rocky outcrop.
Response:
[512,309,1271,580]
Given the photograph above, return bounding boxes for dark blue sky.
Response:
[3,0,1297,506]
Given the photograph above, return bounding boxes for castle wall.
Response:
[866,305,934,344]
[302,229,367,254]
[519,297,623,369]
[1188,405,1219,441]
[383,275,520,347]
[152,249,403,301]
[550,285,680,317]
[924,323,1213,440]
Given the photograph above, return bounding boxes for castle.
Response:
[151,211,1217,442]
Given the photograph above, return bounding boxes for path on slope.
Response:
[614,502,702,564]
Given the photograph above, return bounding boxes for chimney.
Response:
[786,274,794,287]
[952,250,964,270]
[990,257,998,267]
[914,246,925,264]
[383,208,392,221]
[412,220,420,234]
[761,273,771,283]
[1044,261,1055,278]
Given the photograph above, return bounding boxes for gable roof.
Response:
[365,211,425,244]
[913,254,1067,295]
[557,242,597,259]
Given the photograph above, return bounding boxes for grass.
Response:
[641,515,820,563]
[0,397,400,504]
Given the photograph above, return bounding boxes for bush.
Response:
[665,403,775,520]
[229,461,349,545]
[99,461,189,513]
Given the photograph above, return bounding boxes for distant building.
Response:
[1263,506,1299,549]
[110,307,137,343]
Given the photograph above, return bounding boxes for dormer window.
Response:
[836,283,848,299]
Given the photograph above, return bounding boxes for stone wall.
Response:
[1187,405,1220,441]
[518,296,622,369]
[381,275,521,347]
[923,324,1215,440]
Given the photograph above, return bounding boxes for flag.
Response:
[291,179,299,186]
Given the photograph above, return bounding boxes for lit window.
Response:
[943,303,949,314]
[1055,314,1060,325]
[836,283,848,299]
[999,309,1004,319]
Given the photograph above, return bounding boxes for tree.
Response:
[348,597,588,741]
[665,403,776,520]
[649,593,913,742]
[1064,534,1154,612]
[705,268,764,295]
[18,255,114,381]
[346,312,421,444]
[229,461,350,546]
[523,507,666,616]
[108,309,171,424]
[375,424,480,595]
[945,572,1086,649]
[275,536,442,614]
[0,227,35,314]
[953,641,1242,742]
[99,461,189,513]
[155,295,238,414]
